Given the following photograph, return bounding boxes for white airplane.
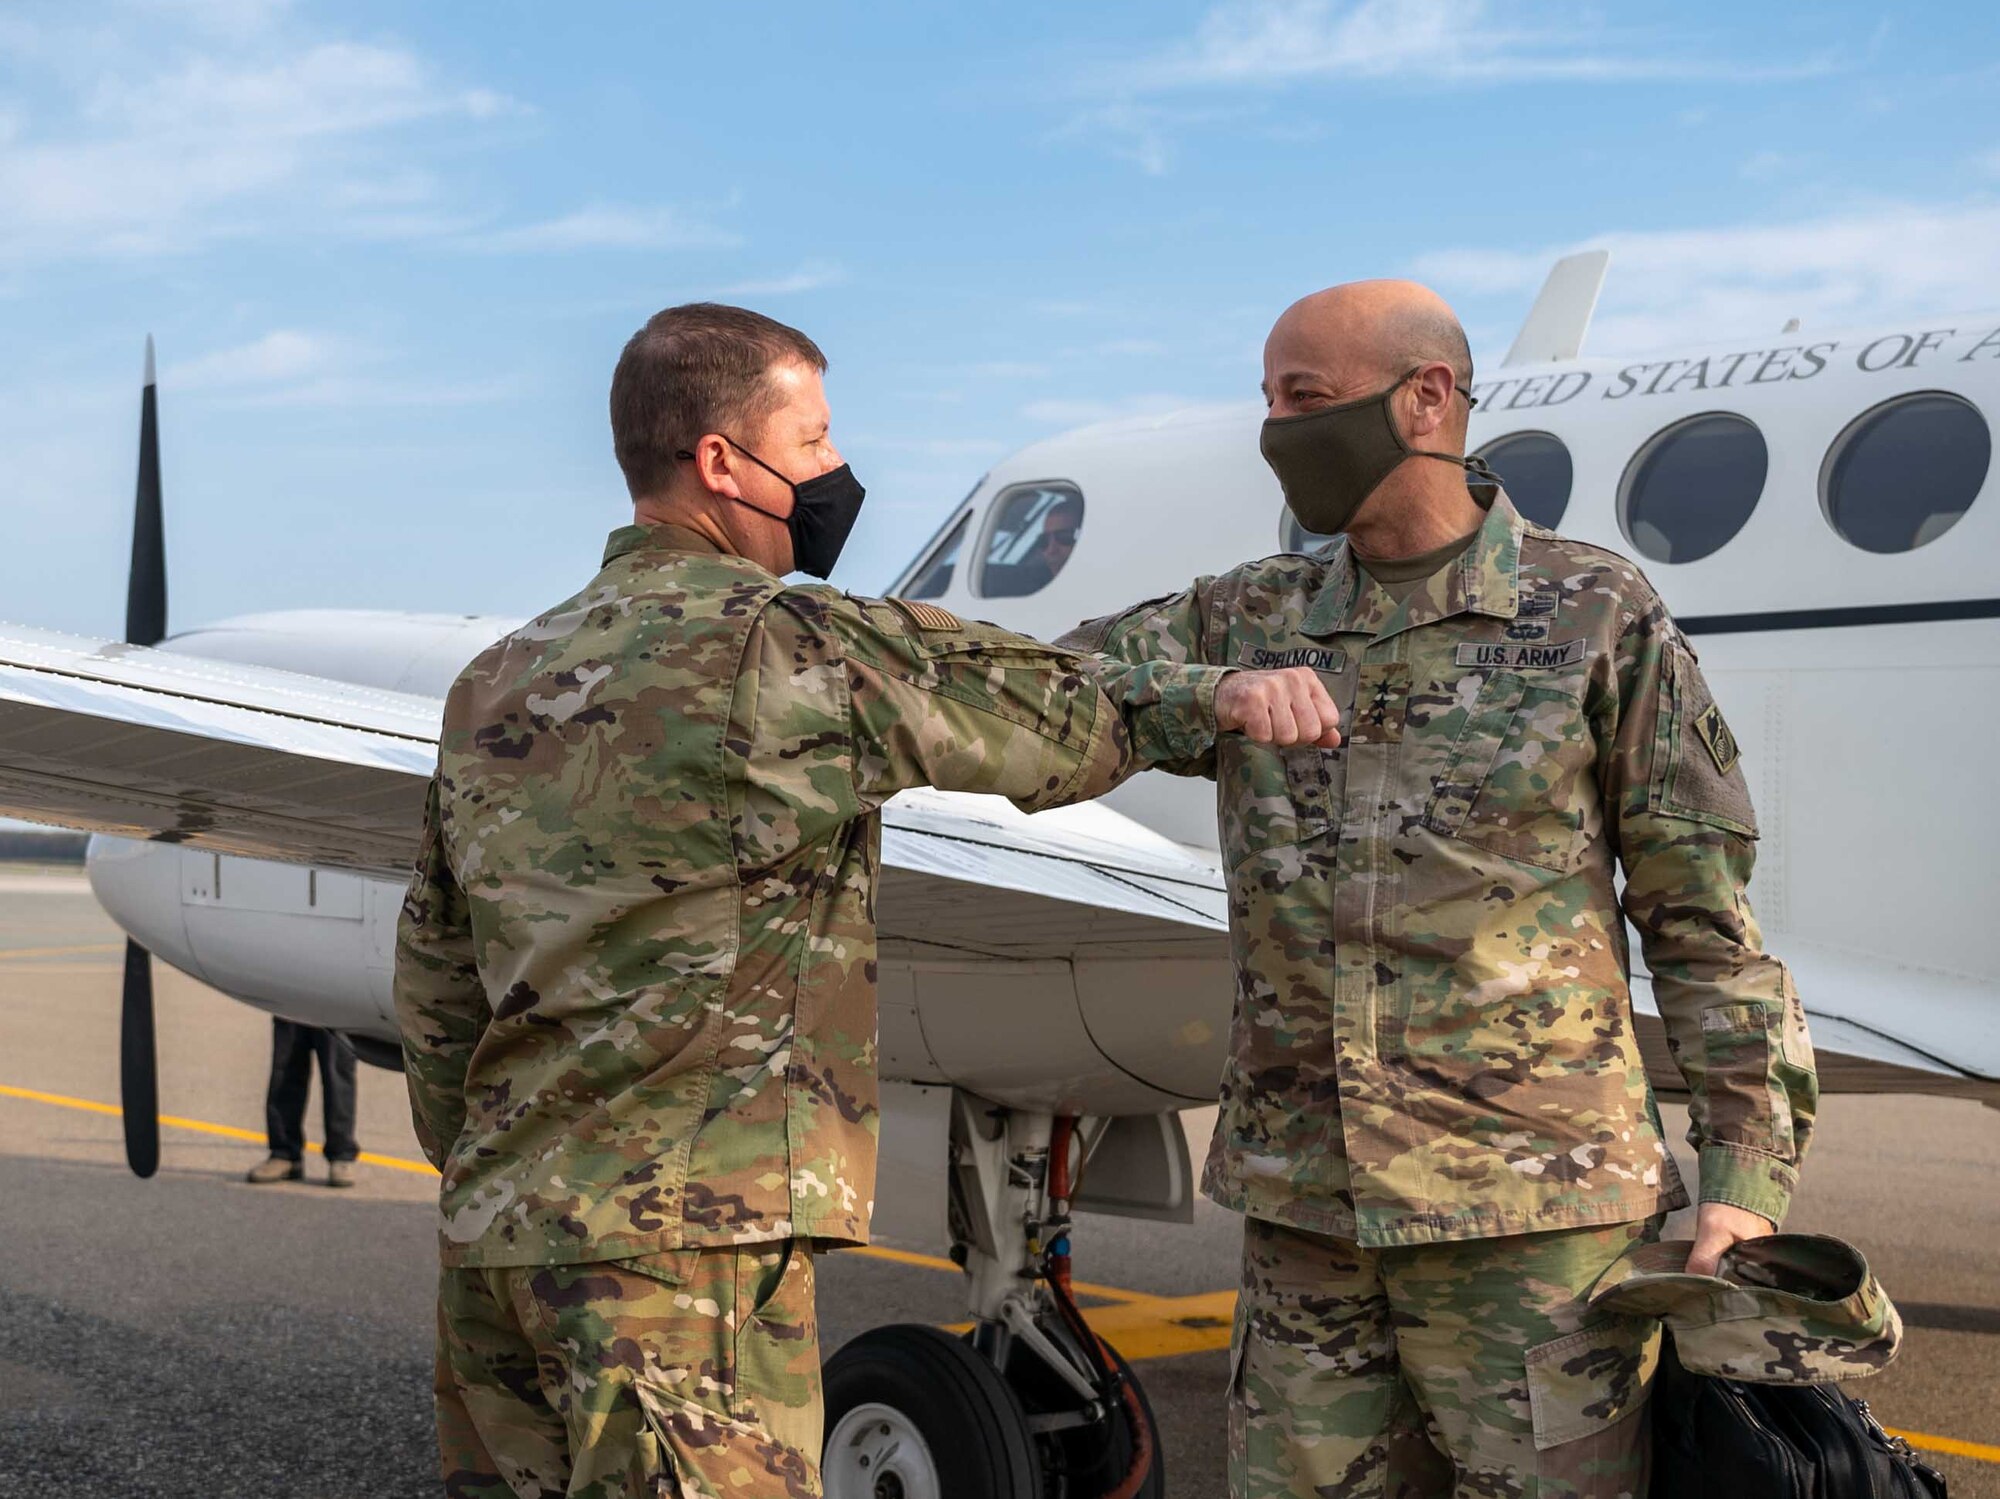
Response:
[1,254,1994,1498]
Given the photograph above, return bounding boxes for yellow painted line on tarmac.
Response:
[1884,1427,2000,1465]
[847,1243,1145,1304]
[0,942,123,961]
[1076,1288,1236,1361]
[5,1081,1994,1463]
[0,1083,439,1176]
[941,1288,1235,1359]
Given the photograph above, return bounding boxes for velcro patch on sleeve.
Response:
[1694,703,1741,775]
[1455,639,1586,669]
[883,598,964,632]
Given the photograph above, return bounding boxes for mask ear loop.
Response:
[673,440,795,521]
[1426,370,1494,502]
[1463,453,1500,509]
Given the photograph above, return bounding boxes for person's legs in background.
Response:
[247,1018,313,1184]
[310,1027,361,1187]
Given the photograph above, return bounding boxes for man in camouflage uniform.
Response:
[1067,281,1817,1498]
[394,303,1327,1497]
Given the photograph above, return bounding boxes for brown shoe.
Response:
[246,1155,304,1185]
[326,1159,357,1189]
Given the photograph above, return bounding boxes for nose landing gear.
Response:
[823,1096,1165,1499]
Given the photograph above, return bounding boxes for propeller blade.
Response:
[120,938,161,1178]
[126,335,167,648]
[118,340,166,1180]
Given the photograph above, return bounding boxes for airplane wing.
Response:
[1633,942,1998,1105]
[0,623,439,874]
[1,624,1989,1103]
[0,624,1228,958]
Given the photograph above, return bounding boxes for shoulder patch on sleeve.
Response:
[1650,646,1757,836]
[1694,702,1740,776]
[882,597,964,632]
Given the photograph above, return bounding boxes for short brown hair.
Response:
[609,303,827,500]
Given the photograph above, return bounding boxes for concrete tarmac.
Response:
[0,869,1994,1496]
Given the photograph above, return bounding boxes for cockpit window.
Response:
[1620,412,1768,564]
[977,482,1085,598]
[900,512,971,600]
[1821,392,1990,553]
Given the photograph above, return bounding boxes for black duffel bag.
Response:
[1649,1337,1948,1497]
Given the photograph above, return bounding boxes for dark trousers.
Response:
[264,1019,360,1163]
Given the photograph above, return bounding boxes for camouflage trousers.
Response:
[1229,1214,1664,1499]
[434,1239,822,1498]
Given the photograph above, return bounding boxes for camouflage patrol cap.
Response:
[1587,1235,1902,1384]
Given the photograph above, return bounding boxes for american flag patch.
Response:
[886,598,964,632]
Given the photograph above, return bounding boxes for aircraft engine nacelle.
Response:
[86,834,1230,1113]
[87,836,401,1044]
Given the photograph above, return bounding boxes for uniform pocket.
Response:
[730,1241,822,1457]
[1650,645,1758,837]
[632,1367,807,1499]
[1281,744,1339,829]
[1523,1316,1659,1492]
[1424,668,1589,872]
[1700,1002,1792,1155]
[1218,740,1331,861]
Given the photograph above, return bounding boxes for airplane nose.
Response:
[86,835,206,984]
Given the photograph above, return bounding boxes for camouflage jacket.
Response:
[1070,494,1817,1248]
[394,523,1224,1266]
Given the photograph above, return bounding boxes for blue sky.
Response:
[3,0,1997,636]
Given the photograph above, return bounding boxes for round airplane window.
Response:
[1474,430,1573,529]
[1619,412,1768,564]
[1821,391,1991,554]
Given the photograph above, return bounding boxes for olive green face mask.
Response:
[1260,366,1493,538]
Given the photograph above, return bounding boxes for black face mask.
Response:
[1260,367,1492,539]
[677,437,867,579]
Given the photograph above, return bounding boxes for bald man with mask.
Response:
[1064,282,1816,1498]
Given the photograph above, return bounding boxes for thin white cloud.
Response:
[713,261,846,296]
[1062,1,1844,172]
[174,329,345,389]
[473,205,738,254]
[1410,200,2000,358]
[139,0,298,40]
[1125,0,1840,90]
[1738,148,1801,182]
[167,328,522,409]
[1049,103,1176,176]
[0,14,735,269]
[85,41,510,137]
[0,23,518,265]
[1070,337,1172,358]
[1020,393,1243,428]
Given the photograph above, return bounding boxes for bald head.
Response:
[1263,279,1473,439]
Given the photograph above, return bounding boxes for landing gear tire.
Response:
[824,1324,1044,1499]
[987,1333,1165,1499]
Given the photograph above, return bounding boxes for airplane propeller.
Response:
[120,336,166,1180]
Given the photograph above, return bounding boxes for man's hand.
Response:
[1687,1201,1775,1277]
[1215,668,1342,749]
